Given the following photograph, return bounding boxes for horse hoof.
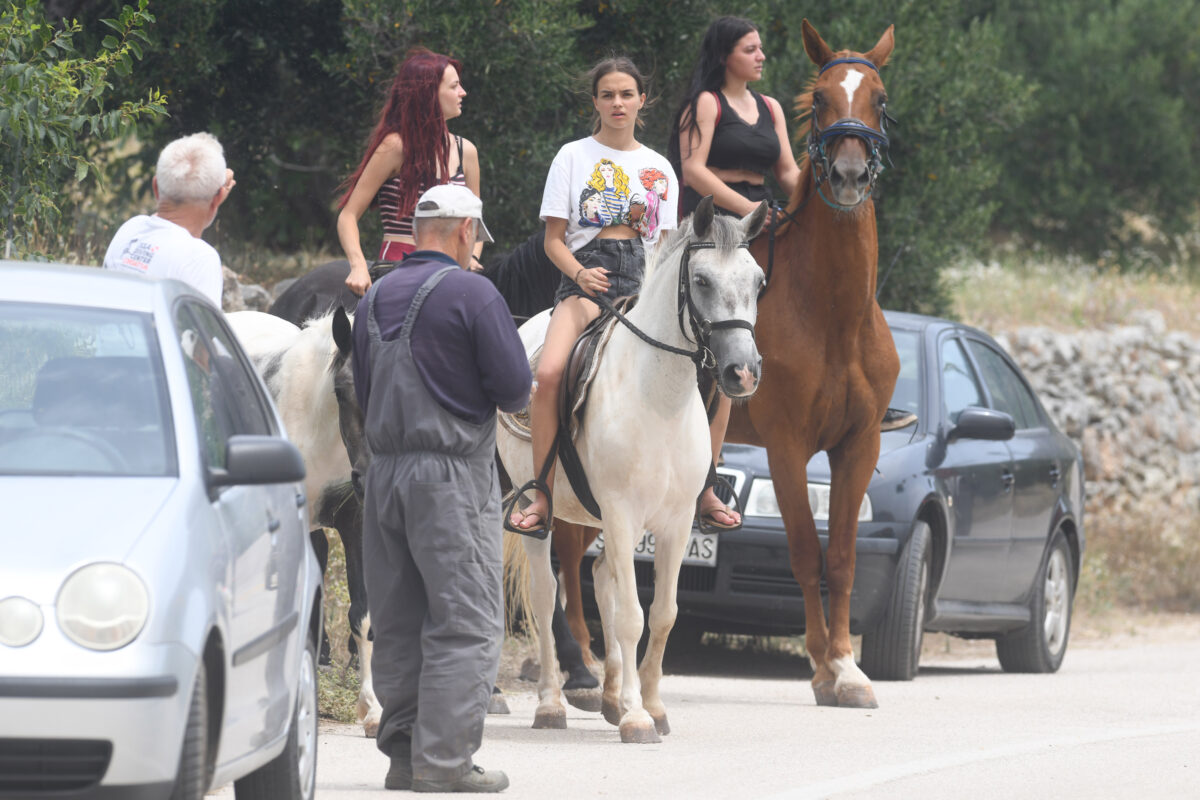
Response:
[532,707,567,729]
[652,713,670,736]
[813,680,838,707]
[362,719,379,738]
[601,698,622,727]
[564,688,603,713]
[619,719,661,744]
[837,684,878,709]
[487,694,511,715]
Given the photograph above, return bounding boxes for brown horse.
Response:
[723,20,899,708]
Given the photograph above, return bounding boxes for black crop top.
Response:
[705,90,779,175]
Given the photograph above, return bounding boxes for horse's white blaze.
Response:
[840,68,865,107]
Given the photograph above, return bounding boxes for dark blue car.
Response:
[583,310,1085,681]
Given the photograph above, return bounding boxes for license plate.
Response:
[585,530,717,567]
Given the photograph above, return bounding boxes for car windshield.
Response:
[888,328,921,415]
[0,302,176,477]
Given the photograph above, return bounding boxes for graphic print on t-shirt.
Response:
[118,237,160,273]
[576,159,671,240]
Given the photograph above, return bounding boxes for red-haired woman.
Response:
[336,49,483,296]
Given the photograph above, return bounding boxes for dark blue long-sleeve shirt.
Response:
[352,251,531,424]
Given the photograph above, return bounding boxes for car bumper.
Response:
[0,641,196,797]
[580,518,905,636]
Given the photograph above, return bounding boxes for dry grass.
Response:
[945,257,1200,336]
[315,529,361,723]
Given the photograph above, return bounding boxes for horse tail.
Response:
[502,529,535,637]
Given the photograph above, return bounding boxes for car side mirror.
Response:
[948,406,1015,442]
[208,435,306,488]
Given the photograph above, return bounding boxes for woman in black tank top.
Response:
[668,16,801,219]
[668,17,803,532]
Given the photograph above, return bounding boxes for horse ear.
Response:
[864,25,895,69]
[742,201,769,242]
[332,306,353,358]
[693,195,715,239]
[801,19,835,69]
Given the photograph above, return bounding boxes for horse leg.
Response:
[552,522,601,673]
[640,521,690,737]
[590,549,623,728]
[825,436,883,709]
[602,519,658,744]
[769,452,838,705]
[309,529,332,665]
[523,535,568,729]
[330,495,384,735]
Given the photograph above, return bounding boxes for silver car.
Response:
[0,262,322,800]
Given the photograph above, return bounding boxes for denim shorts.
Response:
[554,237,645,306]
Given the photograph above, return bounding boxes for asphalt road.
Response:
[213,618,1200,799]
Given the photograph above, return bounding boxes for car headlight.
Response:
[744,479,873,522]
[56,563,149,651]
[0,596,44,647]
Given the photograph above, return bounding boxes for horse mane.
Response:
[647,212,748,279]
[298,310,353,378]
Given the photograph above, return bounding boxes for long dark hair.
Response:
[587,56,648,135]
[667,16,758,179]
[337,48,462,220]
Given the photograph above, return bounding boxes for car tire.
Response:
[860,520,930,681]
[234,636,319,800]
[170,661,209,800]
[996,529,1074,673]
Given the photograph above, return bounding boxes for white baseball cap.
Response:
[413,184,494,243]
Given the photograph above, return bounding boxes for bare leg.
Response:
[698,394,741,527]
[510,296,601,531]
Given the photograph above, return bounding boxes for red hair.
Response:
[337,48,462,220]
[639,167,669,198]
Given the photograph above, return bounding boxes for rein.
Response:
[592,238,755,376]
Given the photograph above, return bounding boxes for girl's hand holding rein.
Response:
[574,266,610,298]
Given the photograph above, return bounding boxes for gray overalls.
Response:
[361,266,503,783]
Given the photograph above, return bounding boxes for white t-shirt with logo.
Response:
[540,136,679,253]
[103,215,223,308]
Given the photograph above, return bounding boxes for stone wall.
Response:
[994,310,1200,525]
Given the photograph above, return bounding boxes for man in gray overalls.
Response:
[353,184,531,793]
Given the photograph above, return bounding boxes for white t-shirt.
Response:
[103,215,223,308]
[540,137,679,253]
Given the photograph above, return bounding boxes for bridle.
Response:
[594,237,755,376]
[806,56,897,213]
[761,56,897,291]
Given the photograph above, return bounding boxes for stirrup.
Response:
[502,479,553,540]
[695,472,742,534]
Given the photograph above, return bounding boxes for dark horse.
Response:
[724,20,901,708]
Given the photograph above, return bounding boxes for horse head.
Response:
[683,195,768,398]
[329,306,371,499]
[801,19,895,210]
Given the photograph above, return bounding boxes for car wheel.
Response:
[860,520,930,681]
[170,661,208,800]
[234,636,319,800]
[996,529,1074,673]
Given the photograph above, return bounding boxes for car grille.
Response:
[0,739,111,793]
[582,557,717,594]
[729,566,826,597]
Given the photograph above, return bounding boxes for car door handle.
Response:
[267,514,281,533]
[295,491,306,508]
[1049,466,1061,487]
[1001,470,1015,490]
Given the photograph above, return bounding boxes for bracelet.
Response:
[574,267,584,283]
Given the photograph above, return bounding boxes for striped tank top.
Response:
[378,135,467,238]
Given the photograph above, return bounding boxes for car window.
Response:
[176,304,276,468]
[887,329,921,415]
[0,301,176,476]
[940,337,985,424]
[966,339,1042,429]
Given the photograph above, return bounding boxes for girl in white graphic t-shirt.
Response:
[507,57,677,537]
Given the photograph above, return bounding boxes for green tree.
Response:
[2,0,164,258]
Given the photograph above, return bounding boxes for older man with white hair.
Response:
[103,132,236,307]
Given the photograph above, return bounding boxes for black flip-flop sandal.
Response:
[502,478,553,540]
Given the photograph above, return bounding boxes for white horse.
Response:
[497,198,767,743]
[227,308,384,736]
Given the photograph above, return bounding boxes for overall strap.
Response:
[365,281,384,344]
[399,265,458,343]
